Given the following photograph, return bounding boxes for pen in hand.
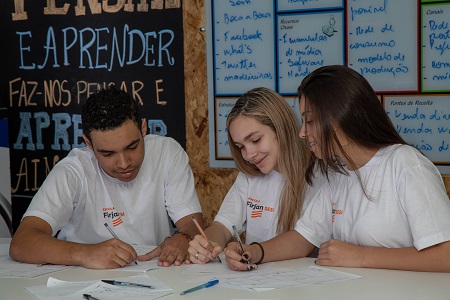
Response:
[191,216,222,263]
[232,225,256,270]
[104,223,138,265]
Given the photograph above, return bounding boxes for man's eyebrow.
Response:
[96,138,140,153]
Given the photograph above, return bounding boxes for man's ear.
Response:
[141,118,147,136]
[82,134,93,150]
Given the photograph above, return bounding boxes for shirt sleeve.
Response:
[22,161,83,236]
[294,179,333,248]
[214,172,248,235]
[396,149,450,250]
[163,139,202,223]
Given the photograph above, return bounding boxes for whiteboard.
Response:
[421,2,450,92]
[347,0,419,92]
[277,11,345,94]
[207,0,450,171]
[212,0,275,95]
[215,96,301,159]
[384,94,450,164]
[277,0,344,12]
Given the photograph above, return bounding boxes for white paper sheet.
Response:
[188,266,361,291]
[184,261,276,275]
[0,256,66,278]
[221,266,361,291]
[25,274,173,300]
[112,259,160,272]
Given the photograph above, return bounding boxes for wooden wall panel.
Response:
[183,1,238,226]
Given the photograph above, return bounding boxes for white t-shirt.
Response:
[295,144,450,251]
[23,134,202,245]
[215,170,319,244]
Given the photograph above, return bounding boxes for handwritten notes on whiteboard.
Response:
[215,96,300,159]
[347,0,419,92]
[213,0,275,95]
[277,11,344,94]
[421,3,450,92]
[208,0,450,169]
[215,98,236,159]
[385,95,450,164]
[277,0,344,12]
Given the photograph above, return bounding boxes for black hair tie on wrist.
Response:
[250,242,264,265]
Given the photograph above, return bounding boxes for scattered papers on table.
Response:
[184,261,277,275]
[193,266,361,291]
[106,245,159,272]
[111,259,160,272]
[0,256,66,278]
[25,274,173,300]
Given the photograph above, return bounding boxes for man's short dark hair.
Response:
[82,85,142,141]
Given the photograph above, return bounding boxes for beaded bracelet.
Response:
[250,241,264,265]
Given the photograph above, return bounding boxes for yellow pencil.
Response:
[191,216,222,263]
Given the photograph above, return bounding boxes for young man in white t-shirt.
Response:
[10,85,204,269]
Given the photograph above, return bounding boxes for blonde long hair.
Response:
[226,87,310,234]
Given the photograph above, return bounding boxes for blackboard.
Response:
[384,95,450,164]
[1,1,186,232]
[207,0,450,169]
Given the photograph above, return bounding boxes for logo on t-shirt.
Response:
[103,207,125,226]
[247,197,274,218]
[331,202,343,223]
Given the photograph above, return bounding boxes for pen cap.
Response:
[205,279,219,287]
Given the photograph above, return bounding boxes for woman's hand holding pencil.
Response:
[188,217,223,264]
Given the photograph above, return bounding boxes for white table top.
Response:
[2,238,450,299]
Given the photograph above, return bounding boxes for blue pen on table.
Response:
[104,223,138,265]
[180,279,219,295]
[101,279,154,289]
[232,225,256,270]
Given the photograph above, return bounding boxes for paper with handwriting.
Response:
[110,245,160,272]
[25,274,172,300]
[191,266,361,291]
[0,256,66,278]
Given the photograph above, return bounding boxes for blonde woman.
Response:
[188,87,319,268]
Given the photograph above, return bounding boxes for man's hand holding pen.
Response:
[79,239,138,270]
